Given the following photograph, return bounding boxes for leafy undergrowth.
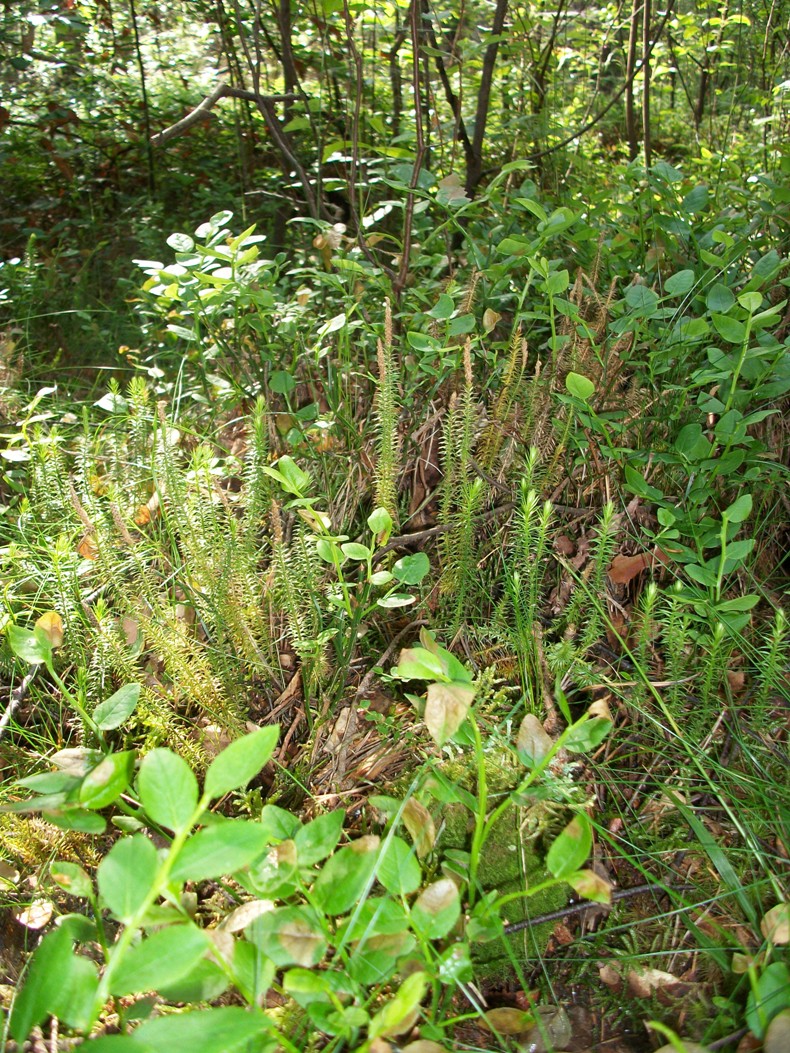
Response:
[1,165,789,1052]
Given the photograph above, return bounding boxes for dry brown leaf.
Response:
[608,552,648,584]
[278,919,325,967]
[77,533,98,560]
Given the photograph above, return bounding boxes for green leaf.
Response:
[7,625,52,667]
[624,285,659,313]
[410,878,461,939]
[407,331,440,352]
[738,291,762,313]
[167,233,195,253]
[98,834,158,922]
[564,718,612,753]
[712,313,747,344]
[394,647,449,682]
[49,808,107,834]
[392,551,430,584]
[447,313,475,336]
[138,748,198,834]
[724,493,752,523]
[367,506,393,543]
[681,185,709,213]
[260,804,301,842]
[110,924,210,996]
[428,294,454,320]
[204,726,279,801]
[664,270,695,296]
[171,821,268,882]
[93,684,141,730]
[369,971,428,1039]
[746,962,790,1039]
[312,837,380,915]
[132,1006,275,1053]
[377,593,416,608]
[293,809,345,868]
[675,423,712,461]
[565,372,595,401]
[158,956,230,1004]
[269,369,296,394]
[79,751,134,809]
[10,926,87,1042]
[706,283,736,313]
[376,835,422,895]
[546,814,592,879]
[341,542,372,561]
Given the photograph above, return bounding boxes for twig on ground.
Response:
[0,668,38,740]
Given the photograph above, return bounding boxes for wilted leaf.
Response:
[516,713,554,766]
[15,899,53,930]
[424,682,475,746]
[482,308,501,333]
[402,797,436,859]
[77,533,99,560]
[761,902,790,945]
[410,878,460,939]
[766,1010,790,1053]
[218,899,275,933]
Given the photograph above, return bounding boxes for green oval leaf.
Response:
[565,372,595,401]
[138,748,198,834]
[98,834,158,922]
[93,684,141,731]
[546,814,592,879]
[392,551,430,584]
[204,726,279,801]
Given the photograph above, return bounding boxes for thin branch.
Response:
[150,83,297,147]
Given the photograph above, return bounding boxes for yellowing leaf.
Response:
[567,868,612,904]
[482,1007,533,1034]
[35,611,63,648]
[424,682,475,746]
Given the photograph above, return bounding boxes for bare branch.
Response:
[150,82,298,147]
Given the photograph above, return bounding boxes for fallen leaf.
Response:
[77,533,99,560]
[609,552,648,584]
